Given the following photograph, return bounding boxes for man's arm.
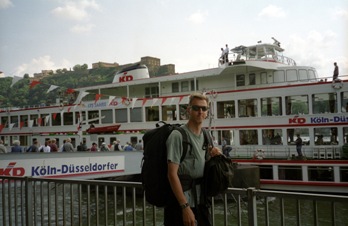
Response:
[167,162,196,226]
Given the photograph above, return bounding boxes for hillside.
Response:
[0,67,118,108]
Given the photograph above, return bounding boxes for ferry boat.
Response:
[0,38,347,193]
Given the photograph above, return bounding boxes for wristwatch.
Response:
[180,202,190,209]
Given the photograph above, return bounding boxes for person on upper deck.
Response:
[295,134,303,157]
[224,44,229,63]
[333,62,339,81]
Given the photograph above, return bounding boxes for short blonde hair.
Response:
[189,93,209,106]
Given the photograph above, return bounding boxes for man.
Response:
[224,44,229,63]
[63,138,75,152]
[295,134,303,157]
[165,93,221,226]
[333,62,339,81]
[135,140,143,151]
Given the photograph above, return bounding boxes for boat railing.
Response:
[1,175,347,226]
[219,53,297,67]
[231,145,343,160]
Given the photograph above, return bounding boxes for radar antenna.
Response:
[272,37,281,47]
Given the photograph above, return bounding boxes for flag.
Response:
[47,85,59,93]
[131,97,138,109]
[95,94,103,104]
[30,80,41,89]
[10,76,23,87]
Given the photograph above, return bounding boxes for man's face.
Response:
[188,98,208,124]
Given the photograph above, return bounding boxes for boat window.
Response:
[10,115,18,128]
[217,101,235,118]
[341,167,348,182]
[238,99,257,117]
[236,74,245,87]
[181,81,189,92]
[312,93,337,114]
[20,115,28,128]
[285,95,309,115]
[344,127,348,144]
[30,114,39,127]
[101,109,113,124]
[341,91,348,113]
[172,82,179,93]
[87,110,100,125]
[84,90,99,101]
[308,166,334,182]
[262,129,283,145]
[179,104,189,120]
[191,80,198,91]
[248,47,256,59]
[287,128,309,145]
[286,69,297,82]
[261,97,282,116]
[145,86,159,98]
[115,109,127,123]
[145,106,159,121]
[75,111,86,124]
[162,105,177,121]
[249,73,256,85]
[260,72,267,84]
[40,114,49,126]
[308,70,316,80]
[1,116,8,128]
[258,165,273,179]
[298,69,308,81]
[274,71,285,83]
[130,107,142,122]
[52,113,61,126]
[314,127,339,145]
[63,112,73,125]
[239,130,258,145]
[279,166,302,180]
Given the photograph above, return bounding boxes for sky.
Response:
[0,0,347,79]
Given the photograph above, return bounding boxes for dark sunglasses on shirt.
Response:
[190,105,209,112]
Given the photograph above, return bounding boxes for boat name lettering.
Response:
[87,102,107,108]
[0,162,25,177]
[31,162,118,176]
[289,115,348,124]
[310,116,348,124]
[119,75,133,83]
[288,116,306,124]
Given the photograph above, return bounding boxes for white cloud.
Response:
[285,31,341,78]
[188,10,207,24]
[0,0,13,9]
[258,5,286,18]
[51,0,101,21]
[15,56,71,77]
[331,8,348,20]
[70,23,95,33]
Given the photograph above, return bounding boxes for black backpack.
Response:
[141,121,191,207]
[203,155,235,197]
[141,121,212,207]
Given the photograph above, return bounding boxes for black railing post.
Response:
[247,187,257,226]
[25,177,33,226]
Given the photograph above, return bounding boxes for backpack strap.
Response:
[174,126,192,163]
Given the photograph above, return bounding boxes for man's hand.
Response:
[182,207,196,226]
[210,146,222,157]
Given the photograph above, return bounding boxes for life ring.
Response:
[253,149,265,160]
[332,80,343,89]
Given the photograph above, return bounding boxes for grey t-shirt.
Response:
[166,124,206,206]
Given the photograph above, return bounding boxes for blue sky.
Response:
[0,0,347,79]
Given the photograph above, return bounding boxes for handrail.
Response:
[1,176,347,226]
